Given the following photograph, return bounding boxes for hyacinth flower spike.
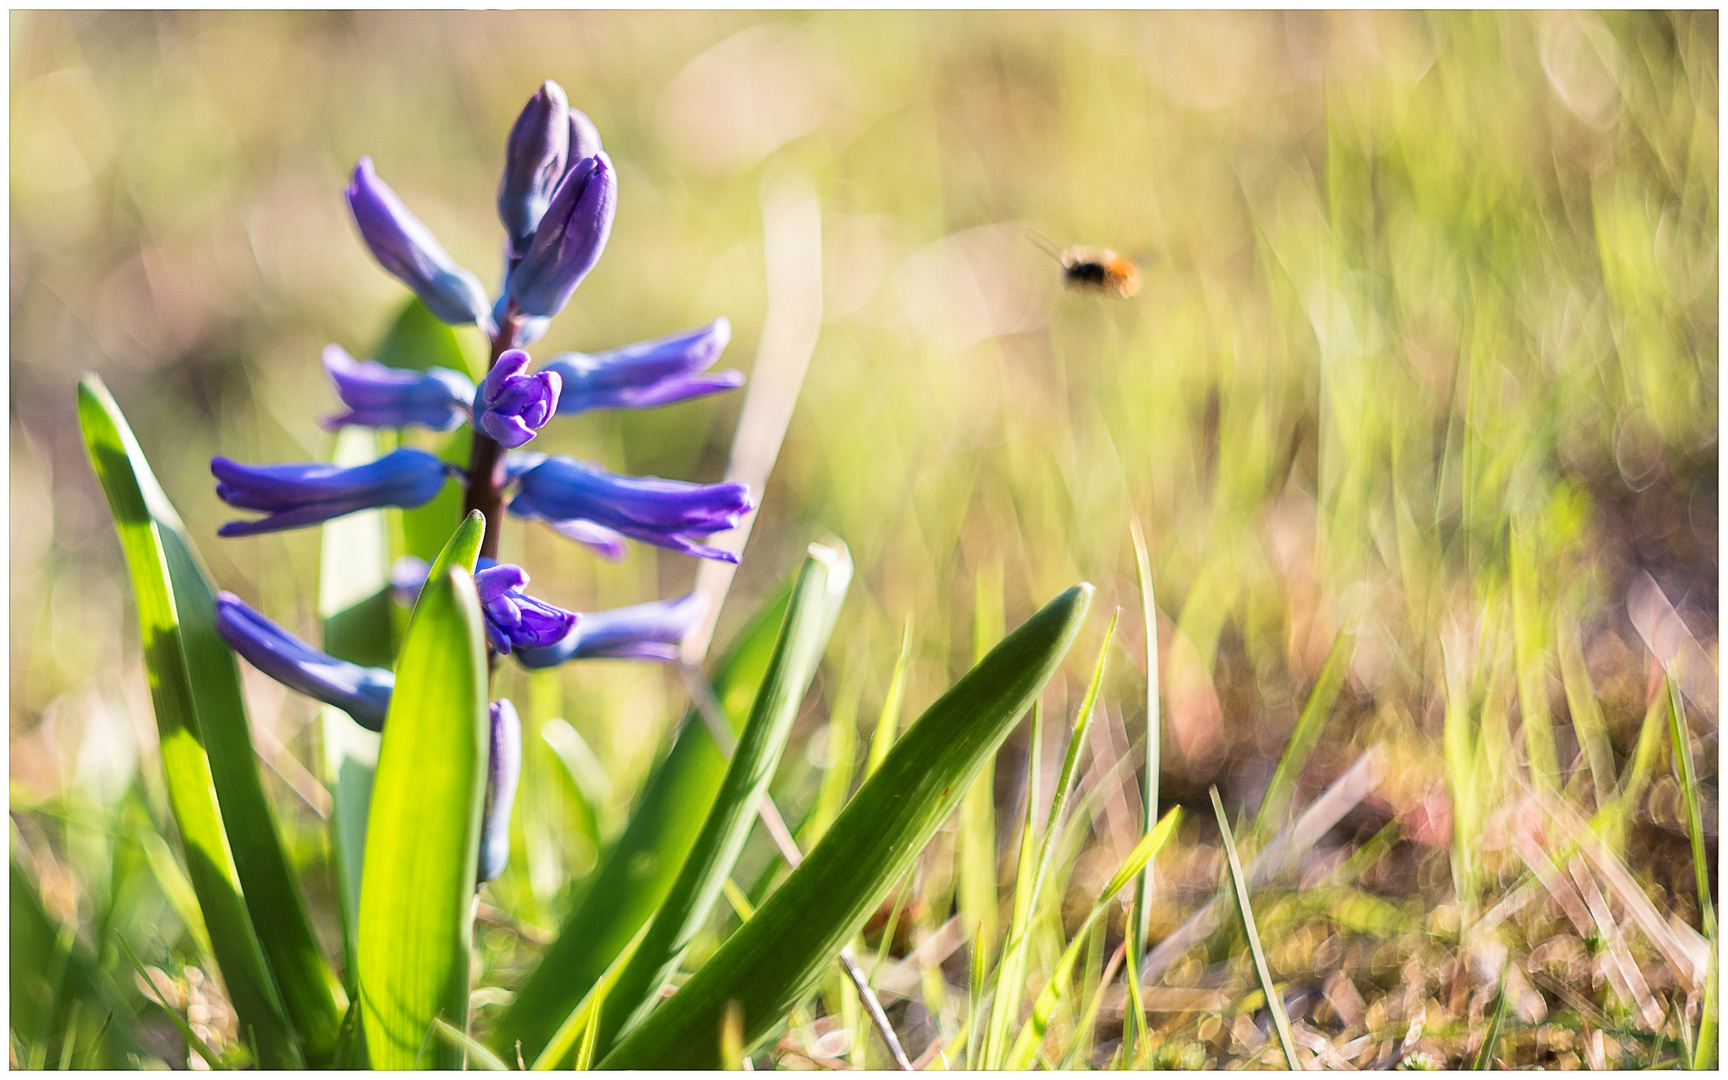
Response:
[543,318,744,414]
[346,156,493,327]
[516,591,709,668]
[474,348,561,448]
[321,344,475,431]
[215,592,394,731]
[509,454,751,562]
[478,699,523,887]
[213,448,452,536]
[508,153,616,319]
[497,81,570,255]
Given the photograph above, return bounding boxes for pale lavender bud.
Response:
[475,349,562,449]
[544,318,743,414]
[507,154,616,318]
[321,344,475,431]
[498,81,571,254]
[346,157,492,325]
[567,106,603,163]
[478,699,522,887]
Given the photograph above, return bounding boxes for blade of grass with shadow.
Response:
[355,558,489,1069]
[490,582,795,1062]
[77,375,303,1068]
[593,542,851,1058]
[1129,518,1160,977]
[1212,786,1301,1070]
[1666,674,1718,1067]
[597,583,1093,1070]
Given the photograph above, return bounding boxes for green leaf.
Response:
[372,299,485,562]
[356,565,490,1069]
[864,617,913,777]
[598,583,1093,1070]
[319,425,394,990]
[77,375,310,1068]
[596,541,853,1056]
[490,583,795,1062]
[1211,787,1301,1071]
[1129,517,1161,960]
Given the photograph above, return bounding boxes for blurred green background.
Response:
[10,10,1718,1069]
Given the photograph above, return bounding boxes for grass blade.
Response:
[356,562,489,1069]
[597,583,1093,1069]
[491,584,794,1062]
[1005,807,1181,1069]
[116,934,230,1069]
[958,560,1005,1068]
[77,375,303,1068]
[596,542,851,1056]
[1129,518,1160,968]
[1472,958,1513,1070]
[865,617,914,777]
[1255,627,1353,834]
[1211,786,1302,1070]
[431,1019,508,1071]
[1666,675,1716,939]
[987,610,1119,1068]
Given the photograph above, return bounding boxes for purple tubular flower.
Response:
[497,81,570,254]
[321,344,475,431]
[543,318,744,414]
[508,153,616,318]
[478,699,522,887]
[515,592,709,668]
[507,455,751,562]
[213,448,451,536]
[473,562,579,655]
[568,106,603,162]
[214,592,394,731]
[346,157,492,326]
[475,349,562,449]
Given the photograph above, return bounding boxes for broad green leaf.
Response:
[490,584,795,1061]
[599,583,1093,1070]
[372,299,485,562]
[356,565,489,1069]
[319,424,393,988]
[77,375,309,1068]
[1211,788,1300,1070]
[1005,807,1182,1070]
[596,541,852,1056]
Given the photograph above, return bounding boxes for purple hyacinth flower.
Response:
[477,698,522,887]
[214,592,394,731]
[567,106,603,163]
[543,318,745,415]
[474,349,562,449]
[346,157,492,326]
[498,81,570,254]
[213,448,451,536]
[321,344,475,431]
[515,592,709,668]
[507,454,751,562]
[473,562,579,655]
[508,153,616,319]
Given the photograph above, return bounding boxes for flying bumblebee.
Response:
[1028,229,1141,299]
